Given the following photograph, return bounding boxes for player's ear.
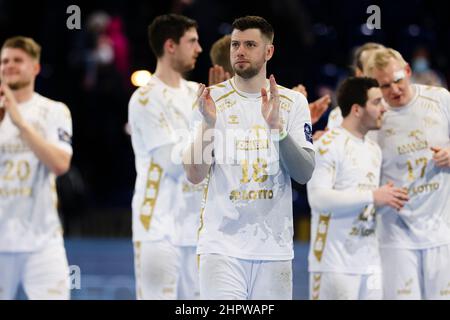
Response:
[351,103,362,117]
[164,38,177,55]
[33,62,41,77]
[265,44,274,62]
[405,63,412,77]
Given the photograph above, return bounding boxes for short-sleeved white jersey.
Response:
[307,127,382,274]
[129,76,202,245]
[192,78,314,261]
[375,84,450,249]
[0,93,73,252]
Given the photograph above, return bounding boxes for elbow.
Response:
[292,161,315,185]
[52,163,70,176]
[52,156,71,176]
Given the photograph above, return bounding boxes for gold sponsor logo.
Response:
[217,99,237,113]
[397,140,428,155]
[0,187,32,197]
[409,182,439,196]
[357,183,378,191]
[228,115,239,125]
[229,189,273,201]
[235,139,269,151]
[0,143,30,154]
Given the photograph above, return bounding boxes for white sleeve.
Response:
[307,143,373,217]
[47,102,73,155]
[287,93,315,151]
[129,94,175,154]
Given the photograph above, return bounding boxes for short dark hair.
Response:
[337,77,379,117]
[147,14,198,58]
[1,36,41,62]
[231,16,274,43]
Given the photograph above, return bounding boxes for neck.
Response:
[233,67,267,94]
[154,58,183,88]
[12,84,34,104]
[402,84,416,106]
[341,117,367,139]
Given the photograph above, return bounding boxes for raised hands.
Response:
[309,94,331,125]
[208,65,231,86]
[261,74,282,130]
[0,83,24,128]
[197,84,217,128]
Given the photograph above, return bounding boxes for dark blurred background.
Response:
[1,0,450,240]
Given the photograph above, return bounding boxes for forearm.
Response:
[279,134,315,184]
[183,121,214,184]
[308,188,373,217]
[18,122,71,176]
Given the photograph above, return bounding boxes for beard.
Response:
[5,79,31,90]
[173,57,196,74]
[232,59,265,79]
[233,65,260,79]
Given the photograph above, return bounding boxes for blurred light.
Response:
[313,23,329,36]
[408,24,420,37]
[131,70,152,87]
[323,64,337,77]
[360,24,374,36]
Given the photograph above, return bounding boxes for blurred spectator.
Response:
[411,46,447,88]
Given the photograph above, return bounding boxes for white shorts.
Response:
[309,271,382,300]
[133,240,199,300]
[0,243,70,300]
[199,253,292,300]
[177,246,200,300]
[380,244,450,300]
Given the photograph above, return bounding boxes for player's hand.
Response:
[373,181,409,211]
[0,83,25,129]
[197,83,216,128]
[292,84,308,98]
[262,74,282,130]
[309,94,331,125]
[431,146,450,168]
[208,65,231,86]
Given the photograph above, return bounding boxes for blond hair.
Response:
[364,48,407,76]
[1,36,41,62]
[209,35,233,75]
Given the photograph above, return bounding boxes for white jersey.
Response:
[192,78,314,261]
[0,93,72,252]
[129,76,202,245]
[307,127,382,274]
[375,84,450,249]
[326,107,343,130]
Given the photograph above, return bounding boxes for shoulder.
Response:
[277,85,309,114]
[416,84,450,102]
[315,128,344,158]
[208,80,234,102]
[129,77,162,109]
[35,93,71,119]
